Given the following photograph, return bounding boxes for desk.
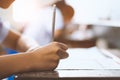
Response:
[15,70,120,80]
[15,47,120,80]
[79,20,120,27]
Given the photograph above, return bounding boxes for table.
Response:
[15,69,120,80]
[15,47,120,80]
[79,20,120,27]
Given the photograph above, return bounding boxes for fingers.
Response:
[52,42,69,59]
[53,42,68,50]
[57,49,69,59]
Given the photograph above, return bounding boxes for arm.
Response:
[2,29,39,52]
[0,42,68,79]
[0,25,68,79]
[0,45,7,55]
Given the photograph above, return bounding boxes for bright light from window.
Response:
[13,0,37,23]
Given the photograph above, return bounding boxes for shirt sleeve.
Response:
[0,19,10,43]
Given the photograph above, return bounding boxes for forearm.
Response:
[0,42,69,79]
[54,30,63,38]
[0,46,7,55]
[16,36,39,52]
[2,30,20,50]
[2,29,39,52]
[0,52,32,79]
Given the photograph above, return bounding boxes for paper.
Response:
[57,47,120,70]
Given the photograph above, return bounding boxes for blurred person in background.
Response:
[22,0,64,46]
[56,0,74,25]
[55,0,75,41]
[22,0,74,46]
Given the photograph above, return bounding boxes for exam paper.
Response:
[57,47,120,70]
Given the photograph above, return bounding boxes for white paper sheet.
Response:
[57,47,120,69]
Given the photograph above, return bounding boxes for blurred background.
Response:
[1,0,120,49]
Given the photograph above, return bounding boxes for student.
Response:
[56,0,74,25]
[0,0,69,79]
[22,0,64,46]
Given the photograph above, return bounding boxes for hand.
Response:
[29,42,69,71]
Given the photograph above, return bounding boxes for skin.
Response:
[0,0,69,79]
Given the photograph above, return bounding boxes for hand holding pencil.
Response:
[51,4,69,59]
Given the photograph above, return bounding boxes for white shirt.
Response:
[0,18,10,43]
[23,7,64,45]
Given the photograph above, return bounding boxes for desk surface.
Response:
[15,47,120,80]
[15,69,120,80]
[79,20,120,27]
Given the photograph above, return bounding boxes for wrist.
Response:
[27,45,40,52]
[15,53,33,74]
[16,35,39,52]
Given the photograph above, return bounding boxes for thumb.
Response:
[57,49,69,59]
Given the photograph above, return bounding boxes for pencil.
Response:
[52,4,56,42]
